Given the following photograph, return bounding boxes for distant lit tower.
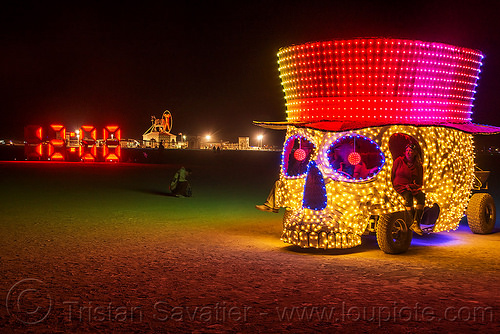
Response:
[142,110,177,148]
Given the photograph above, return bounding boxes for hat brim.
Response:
[254,120,500,135]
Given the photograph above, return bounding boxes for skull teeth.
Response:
[281,229,362,249]
[282,208,363,249]
[284,208,342,229]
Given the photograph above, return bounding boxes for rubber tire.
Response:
[467,193,496,234]
[377,212,413,254]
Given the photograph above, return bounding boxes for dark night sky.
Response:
[1,0,500,146]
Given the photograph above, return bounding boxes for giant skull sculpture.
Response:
[255,38,500,251]
[276,125,474,249]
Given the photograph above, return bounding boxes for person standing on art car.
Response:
[170,167,192,197]
[391,143,425,235]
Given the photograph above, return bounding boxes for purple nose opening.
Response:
[302,161,327,211]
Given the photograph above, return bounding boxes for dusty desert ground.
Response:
[0,149,499,333]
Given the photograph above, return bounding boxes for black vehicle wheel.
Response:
[376,212,413,254]
[467,193,496,234]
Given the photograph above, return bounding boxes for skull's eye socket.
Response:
[327,134,385,181]
[283,136,315,177]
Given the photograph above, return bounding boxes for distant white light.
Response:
[257,134,264,148]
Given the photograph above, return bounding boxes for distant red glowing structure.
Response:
[23,123,122,162]
[103,125,121,162]
[24,125,43,143]
[47,124,66,161]
[24,125,44,160]
[79,125,98,162]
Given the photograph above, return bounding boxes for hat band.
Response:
[286,97,472,124]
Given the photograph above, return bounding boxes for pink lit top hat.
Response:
[255,38,500,134]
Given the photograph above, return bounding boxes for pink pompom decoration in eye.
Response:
[294,148,307,161]
[348,151,361,165]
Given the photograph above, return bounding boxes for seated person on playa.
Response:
[391,143,425,235]
[170,167,192,197]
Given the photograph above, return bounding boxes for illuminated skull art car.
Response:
[255,38,500,254]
